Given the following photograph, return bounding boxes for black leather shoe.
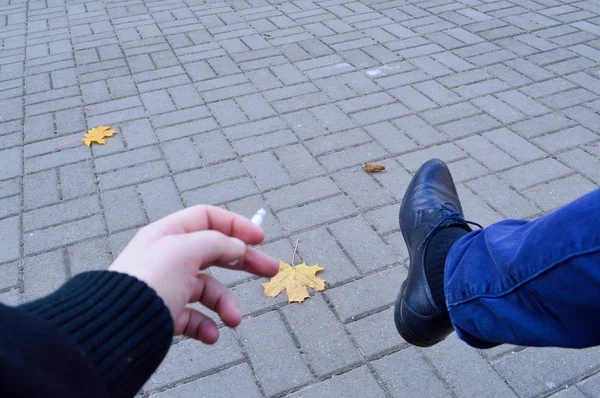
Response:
[394,159,479,347]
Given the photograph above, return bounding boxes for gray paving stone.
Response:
[532,126,598,154]
[275,144,326,181]
[523,174,597,212]
[23,169,60,209]
[500,158,572,190]
[182,177,259,206]
[346,307,406,358]
[329,216,397,273]
[23,195,101,232]
[493,347,600,397]
[282,295,361,376]
[102,186,147,233]
[138,177,184,222]
[23,250,68,301]
[264,177,340,212]
[423,335,518,398]
[372,347,452,397]
[332,168,395,211]
[397,143,466,173]
[145,330,244,391]
[287,366,387,398]
[0,217,20,264]
[0,147,22,180]
[467,175,539,219]
[456,135,517,171]
[277,195,358,234]
[150,364,262,398]
[577,372,600,397]
[237,311,313,396]
[326,266,406,323]
[483,128,546,162]
[242,151,292,191]
[68,237,112,274]
[292,226,359,286]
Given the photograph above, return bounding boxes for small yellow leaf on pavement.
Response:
[263,261,326,303]
[83,125,116,147]
[364,161,385,173]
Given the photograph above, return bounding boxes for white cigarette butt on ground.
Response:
[251,208,267,227]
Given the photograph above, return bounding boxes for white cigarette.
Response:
[251,208,267,227]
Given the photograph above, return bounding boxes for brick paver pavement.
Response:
[2,0,600,396]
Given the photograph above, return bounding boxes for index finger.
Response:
[146,205,265,245]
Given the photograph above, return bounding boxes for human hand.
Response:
[109,205,279,344]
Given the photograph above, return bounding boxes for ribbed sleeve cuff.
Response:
[20,271,173,398]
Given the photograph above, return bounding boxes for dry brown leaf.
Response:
[365,161,385,173]
[83,125,116,147]
[263,261,326,303]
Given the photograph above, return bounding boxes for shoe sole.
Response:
[394,282,434,348]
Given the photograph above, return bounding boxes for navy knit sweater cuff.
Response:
[20,271,173,398]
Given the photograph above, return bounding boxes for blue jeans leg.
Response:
[445,188,600,349]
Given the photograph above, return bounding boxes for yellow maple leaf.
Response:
[83,125,116,147]
[263,261,326,303]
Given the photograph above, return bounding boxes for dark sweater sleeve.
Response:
[19,270,174,398]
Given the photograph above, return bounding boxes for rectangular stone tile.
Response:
[559,148,600,185]
[150,364,262,398]
[287,366,386,398]
[332,168,394,211]
[305,128,371,156]
[98,161,170,190]
[467,175,539,219]
[102,187,147,233]
[397,143,466,173]
[24,215,105,255]
[483,128,546,162]
[138,177,184,222]
[493,346,600,397]
[346,307,406,358]
[500,158,572,190]
[282,295,361,376]
[319,141,388,172]
[456,135,517,171]
[438,114,501,139]
[448,158,489,183]
[174,161,246,192]
[372,347,452,397]
[511,113,575,139]
[145,330,243,391]
[68,238,112,274]
[264,177,340,212]
[242,152,292,191]
[364,121,418,155]
[0,147,22,180]
[0,216,20,264]
[523,175,597,212]
[24,195,101,232]
[277,195,358,233]
[326,266,406,322]
[23,169,60,210]
[424,335,518,398]
[237,311,313,396]
[329,216,397,273]
[532,126,598,154]
[23,250,68,301]
[232,129,298,156]
[182,177,258,206]
[275,144,326,181]
[292,227,359,286]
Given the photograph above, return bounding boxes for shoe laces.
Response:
[418,202,483,251]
